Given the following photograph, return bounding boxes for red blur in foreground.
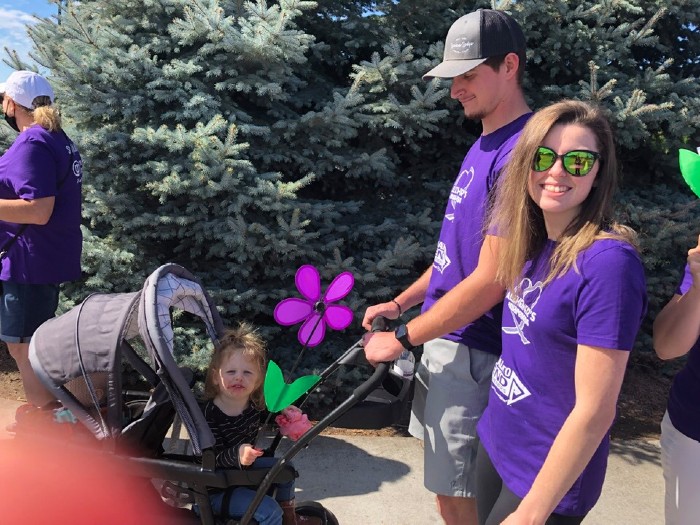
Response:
[0,432,177,525]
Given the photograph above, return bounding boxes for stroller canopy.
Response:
[29,264,224,454]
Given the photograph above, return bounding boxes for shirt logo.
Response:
[433,241,451,274]
[502,278,543,345]
[446,167,474,222]
[491,357,531,405]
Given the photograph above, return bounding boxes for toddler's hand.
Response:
[238,443,263,466]
[275,406,313,441]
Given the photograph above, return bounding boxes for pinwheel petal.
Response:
[296,265,321,302]
[274,298,313,326]
[323,271,354,303]
[298,313,326,347]
[324,304,354,331]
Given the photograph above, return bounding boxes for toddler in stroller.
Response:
[22,263,411,524]
[199,322,320,525]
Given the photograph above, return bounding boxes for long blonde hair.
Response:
[488,99,637,290]
[204,322,267,408]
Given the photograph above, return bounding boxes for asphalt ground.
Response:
[0,398,664,524]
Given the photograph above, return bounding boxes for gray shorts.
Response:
[408,338,498,498]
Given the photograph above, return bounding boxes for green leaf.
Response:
[680,149,700,199]
[263,360,320,413]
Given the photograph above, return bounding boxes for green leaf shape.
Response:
[679,149,700,199]
[263,360,320,413]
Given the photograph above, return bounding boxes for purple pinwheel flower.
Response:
[274,265,354,347]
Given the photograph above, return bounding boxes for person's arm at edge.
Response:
[501,345,628,525]
[0,197,54,225]
[653,235,700,360]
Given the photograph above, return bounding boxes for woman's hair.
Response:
[17,95,61,132]
[488,99,637,290]
[203,322,267,408]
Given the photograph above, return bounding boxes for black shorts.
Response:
[0,281,60,343]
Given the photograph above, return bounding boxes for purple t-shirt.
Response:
[0,125,82,284]
[478,238,647,516]
[667,264,700,441]
[422,113,531,354]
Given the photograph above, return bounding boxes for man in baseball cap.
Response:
[363,9,531,524]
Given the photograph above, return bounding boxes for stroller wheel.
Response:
[294,500,339,525]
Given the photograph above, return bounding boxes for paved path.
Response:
[286,434,664,524]
[0,397,664,524]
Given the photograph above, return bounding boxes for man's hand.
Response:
[362,301,401,331]
[362,331,404,366]
[238,444,263,466]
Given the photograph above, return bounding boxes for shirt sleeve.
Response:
[7,137,59,200]
[575,243,647,351]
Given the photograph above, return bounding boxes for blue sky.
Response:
[0,0,57,82]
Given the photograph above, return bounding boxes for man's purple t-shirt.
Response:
[421,113,531,354]
[667,264,700,441]
[0,125,82,283]
[478,238,647,516]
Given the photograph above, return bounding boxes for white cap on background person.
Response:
[0,70,54,108]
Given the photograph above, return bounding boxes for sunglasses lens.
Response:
[533,147,556,172]
[563,151,597,176]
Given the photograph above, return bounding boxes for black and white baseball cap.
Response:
[423,9,526,80]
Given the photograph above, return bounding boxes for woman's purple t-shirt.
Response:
[0,125,82,283]
[478,238,647,516]
[666,264,700,441]
[421,113,531,354]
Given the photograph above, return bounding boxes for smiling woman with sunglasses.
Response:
[474,100,647,525]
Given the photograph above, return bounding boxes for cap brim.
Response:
[422,58,488,80]
[0,82,5,94]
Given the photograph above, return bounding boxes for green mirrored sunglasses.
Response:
[532,146,600,177]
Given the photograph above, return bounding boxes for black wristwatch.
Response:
[394,323,414,350]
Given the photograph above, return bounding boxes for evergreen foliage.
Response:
[3,0,699,375]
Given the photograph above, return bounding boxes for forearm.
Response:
[0,197,55,225]
[216,446,242,469]
[406,235,504,346]
[653,290,700,360]
[406,271,504,346]
[517,406,614,522]
[514,345,627,523]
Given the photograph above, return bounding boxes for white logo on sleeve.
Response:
[502,278,543,345]
[446,167,475,222]
[491,357,531,405]
[433,241,451,274]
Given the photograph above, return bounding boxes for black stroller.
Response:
[27,263,412,524]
